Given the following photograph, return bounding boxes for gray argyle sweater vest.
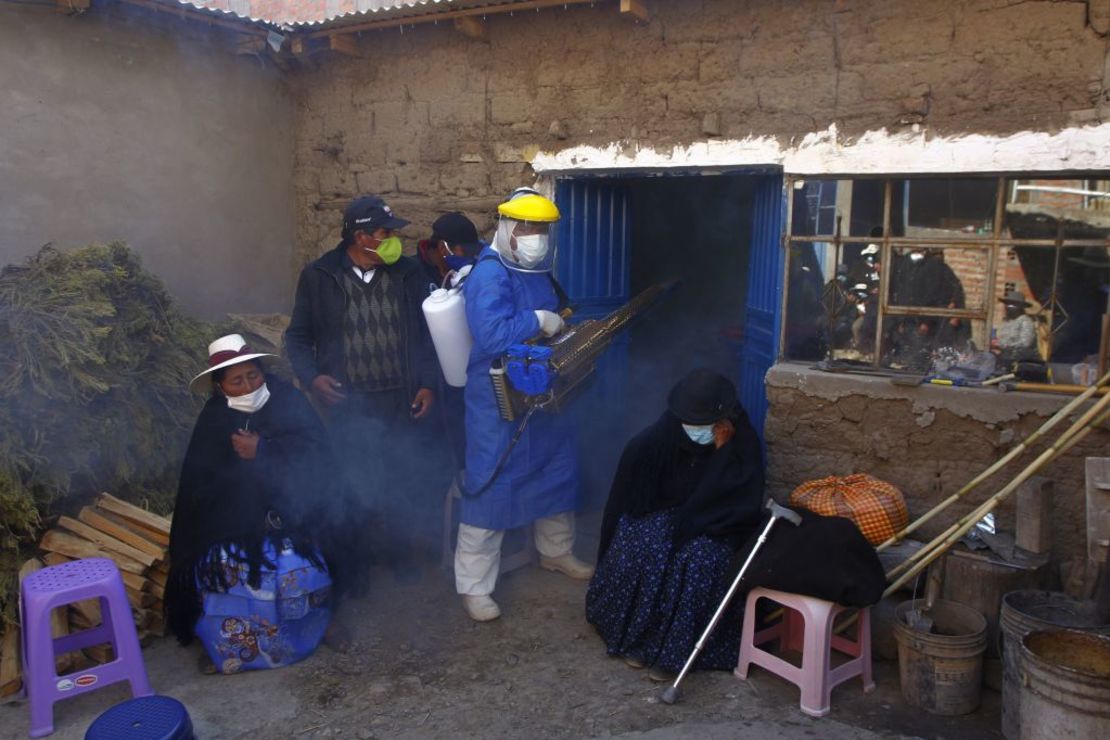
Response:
[340,268,406,392]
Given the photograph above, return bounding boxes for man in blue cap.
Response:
[286,194,438,585]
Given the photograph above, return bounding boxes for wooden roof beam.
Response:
[620,0,649,24]
[306,0,600,40]
[117,0,270,37]
[233,35,266,55]
[453,16,487,41]
[329,33,362,58]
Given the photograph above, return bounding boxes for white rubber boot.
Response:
[462,594,501,622]
[539,553,595,580]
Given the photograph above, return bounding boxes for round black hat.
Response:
[667,368,738,424]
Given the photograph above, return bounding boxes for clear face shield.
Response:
[493,218,556,273]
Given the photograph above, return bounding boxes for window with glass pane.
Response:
[790,179,885,238]
[783,174,1109,375]
[903,178,998,238]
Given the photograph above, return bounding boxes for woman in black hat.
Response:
[586,368,765,681]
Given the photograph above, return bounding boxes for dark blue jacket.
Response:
[284,243,437,396]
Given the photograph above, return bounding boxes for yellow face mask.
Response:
[372,236,403,265]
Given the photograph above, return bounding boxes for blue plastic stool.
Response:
[85,696,193,740]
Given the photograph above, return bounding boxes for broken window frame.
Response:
[780,174,1110,369]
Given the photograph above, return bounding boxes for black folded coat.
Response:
[737,508,887,607]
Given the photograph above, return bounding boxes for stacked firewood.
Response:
[0,493,171,697]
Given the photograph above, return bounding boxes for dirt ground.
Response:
[1,557,1002,740]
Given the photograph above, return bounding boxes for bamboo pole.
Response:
[883,404,1110,598]
[877,369,1110,552]
[886,388,1110,580]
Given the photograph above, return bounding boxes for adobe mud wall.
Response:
[290,0,1110,262]
[765,365,1109,568]
[0,5,295,318]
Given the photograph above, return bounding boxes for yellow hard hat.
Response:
[497,193,560,223]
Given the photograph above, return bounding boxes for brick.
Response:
[355,170,397,194]
[395,165,438,194]
[1092,0,1110,35]
[419,135,452,164]
[490,94,533,126]
[439,164,489,196]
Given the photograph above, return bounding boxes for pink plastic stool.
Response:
[19,557,152,737]
[735,587,874,717]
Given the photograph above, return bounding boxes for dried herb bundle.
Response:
[0,243,213,619]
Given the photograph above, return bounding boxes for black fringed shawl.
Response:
[597,407,766,560]
[166,377,335,645]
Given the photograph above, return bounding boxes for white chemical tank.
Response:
[422,287,472,387]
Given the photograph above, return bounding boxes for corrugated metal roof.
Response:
[173,0,537,28]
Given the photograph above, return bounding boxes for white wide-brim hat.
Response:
[189,333,276,392]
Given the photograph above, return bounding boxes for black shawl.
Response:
[166,377,336,645]
[597,408,765,559]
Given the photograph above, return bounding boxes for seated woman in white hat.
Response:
[166,334,346,674]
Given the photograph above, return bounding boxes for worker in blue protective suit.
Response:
[455,189,595,622]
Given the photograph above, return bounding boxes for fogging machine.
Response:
[489,284,667,422]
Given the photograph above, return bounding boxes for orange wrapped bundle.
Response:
[788,474,908,546]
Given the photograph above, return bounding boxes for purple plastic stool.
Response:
[20,557,153,737]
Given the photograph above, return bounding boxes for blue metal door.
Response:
[553,179,631,318]
[553,178,631,510]
[739,174,786,436]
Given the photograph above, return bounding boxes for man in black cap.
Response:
[286,194,439,584]
[418,212,486,290]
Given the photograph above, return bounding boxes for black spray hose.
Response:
[455,403,539,498]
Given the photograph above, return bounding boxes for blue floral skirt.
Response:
[585,508,743,673]
[195,540,332,674]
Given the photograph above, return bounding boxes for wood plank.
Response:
[78,507,165,559]
[94,493,171,537]
[0,622,20,697]
[131,608,153,631]
[42,552,72,568]
[147,612,166,638]
[121,571,150,593]
[58,516,158,568]
[83,644,114,664]
[148,581,165,600]
[234,35,266,55]
[619,0,650,23]
[40,530,147,575]
[19,559,72,673]
[307,0,597,39]
[453,16,487,40]
[148,567,169,588]
[69,609,93,631]
[126,587,157,611]
[72,598,101,626]
[328,33,361,58]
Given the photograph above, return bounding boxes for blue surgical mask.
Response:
[682,423,715,446]
[445,254,473,271]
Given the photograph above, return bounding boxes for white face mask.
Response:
[512,233,549,268]
[682,423,715,446]
[909,251,925,263]
[226,383,271,414]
